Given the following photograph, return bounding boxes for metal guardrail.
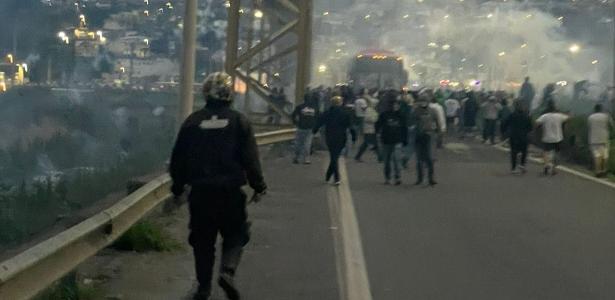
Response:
[0,128,296,300]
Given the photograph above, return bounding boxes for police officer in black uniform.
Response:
[170,72,267,300]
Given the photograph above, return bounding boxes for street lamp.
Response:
[318,64,327,73]
[592,59,599,65]
[254,9,263,19]
[569,44,580,54]
[498,51,506,57]
[6,54,13,64]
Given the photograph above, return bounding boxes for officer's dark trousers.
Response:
[188,186,250,291]
[326,146,344,182]
[415,133,435,182]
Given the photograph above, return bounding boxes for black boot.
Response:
[218,272,240,300]
[192,285,210,300]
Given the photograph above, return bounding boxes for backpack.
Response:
[415,107,436,134]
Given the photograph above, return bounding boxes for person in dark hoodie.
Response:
[461,91,479,139]
[291,94,319,164]
[313,96,356,185]
[169,72,267,300]
[502,100,533,174]
[376,99,408,185]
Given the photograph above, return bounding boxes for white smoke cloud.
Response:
[313,0,614,91]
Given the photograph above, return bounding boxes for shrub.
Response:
[111,220,179,252]
[34,275,100,300]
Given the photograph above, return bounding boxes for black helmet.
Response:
[202,72,234,102]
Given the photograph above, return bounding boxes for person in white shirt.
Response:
[355,98,381,162]
[444,97,461,132]
[587,104,614,177]
[429,98,446,148]
[354,89,369,137]
[535,103,569,175]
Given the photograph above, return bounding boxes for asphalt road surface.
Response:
[90,140,615,300]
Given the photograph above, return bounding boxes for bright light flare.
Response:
[569,44,580,53]
[318,64,327,73]
[254,9,263,19]
[498,51,506,57]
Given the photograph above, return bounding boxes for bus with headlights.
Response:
[348,50,408,90]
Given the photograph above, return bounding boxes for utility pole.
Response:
[47,57,52,85]
[225,0,240,76]
[295,0,313,106]
[177,0,198,128]
[245,0,256,115]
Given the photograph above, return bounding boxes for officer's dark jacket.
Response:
[169,103,267,194]
[376,110,408,145]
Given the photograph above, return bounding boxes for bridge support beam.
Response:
[177,0,198,127]
[225,0,313,121]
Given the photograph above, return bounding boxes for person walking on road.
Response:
[535,102,569,176]
[355,97,381,162]
[461,92,479,139]
[376,100,408,185]
[444,96,461,133]
[291,95,319,164]
[313,96,356,185]
[481,96,502,145]
[169,72,268,300]
[587,104,614,177]
[429,96,446,148]
[519,76,536,112]
[354,88,370,137]
[413,94,440,186]
[400,91,416,169]
[502,101,533,174]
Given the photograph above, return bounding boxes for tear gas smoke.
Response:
[313,0,614,92]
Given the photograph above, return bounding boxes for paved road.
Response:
[87,140,615,300]
[347,140,615,300]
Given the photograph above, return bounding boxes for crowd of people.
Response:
[167,71,612,300]
[291,77,614,185]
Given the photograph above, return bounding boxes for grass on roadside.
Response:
[35,281,101,300]
[111,220,180,252]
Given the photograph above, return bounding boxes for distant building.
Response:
[0,63,27,91]
[107,35,151,58]
[115,57,178,83]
